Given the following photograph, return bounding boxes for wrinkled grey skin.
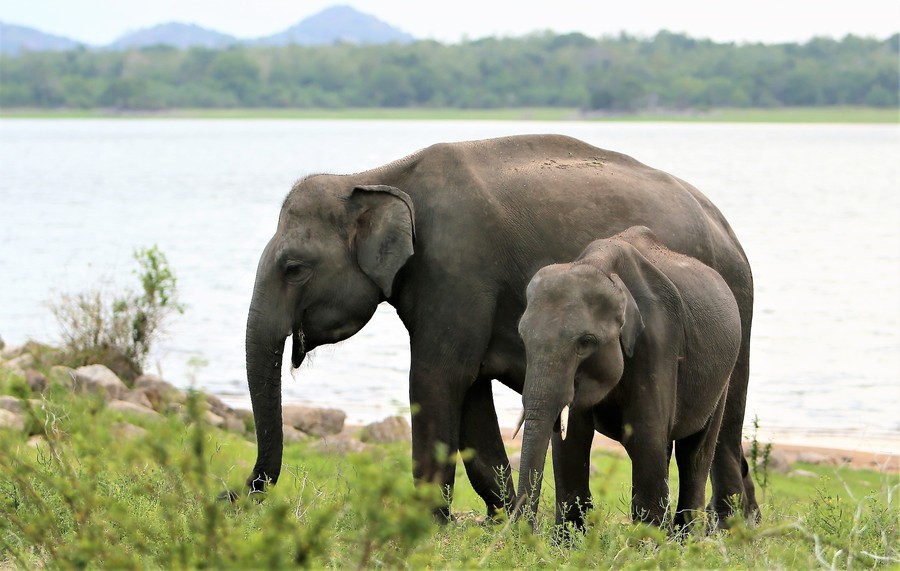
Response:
[245,134,757,523]
[516,226,742,530]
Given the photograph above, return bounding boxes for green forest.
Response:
[1,31,897,111]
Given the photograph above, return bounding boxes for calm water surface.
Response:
[1,119,898,451]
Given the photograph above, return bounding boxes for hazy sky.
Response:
[1,0,898,45]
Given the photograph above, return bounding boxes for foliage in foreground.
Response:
[0,369,897,569]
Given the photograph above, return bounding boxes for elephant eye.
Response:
[284,261,311,284]
[576,334,598,354]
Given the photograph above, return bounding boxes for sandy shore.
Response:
[497,427,899,473]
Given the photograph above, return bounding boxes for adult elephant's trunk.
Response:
[514,366,569,525]
[245,301,298,492]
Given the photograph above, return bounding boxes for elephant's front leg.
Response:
[408,337,490,522]
[550,407,595,529]
[459,378,515,519]
[409,368,463,522]
[624,431,671,526]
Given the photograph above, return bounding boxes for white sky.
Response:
[1,0,898,46]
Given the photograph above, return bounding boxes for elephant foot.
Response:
[707,497,760,529]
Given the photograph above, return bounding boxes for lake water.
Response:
[1,119,898,453]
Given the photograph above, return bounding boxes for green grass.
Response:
[1,367,897,569]
[1,106,897,123]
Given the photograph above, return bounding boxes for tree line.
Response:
[1,31,897,111]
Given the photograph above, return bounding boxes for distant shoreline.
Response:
[1,106,897,123]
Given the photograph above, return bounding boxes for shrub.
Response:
[48,245,183,382]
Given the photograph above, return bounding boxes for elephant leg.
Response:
[710,283,760,525]
[408,323,490,522]
[410,375,461,522]
[550,408,594,530]
[673,394,726,530]
[459,378,515,519]
[709,349,758,526]
[625,435,671,526]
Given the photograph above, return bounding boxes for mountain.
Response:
[110,22,238,50]
[257,5,415,46]
[0,22,83,54]
[0,5,415,55]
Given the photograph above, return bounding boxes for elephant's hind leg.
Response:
[674,394,726,531]
[709,348,759,526]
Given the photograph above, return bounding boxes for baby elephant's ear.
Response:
[610,273,644,358]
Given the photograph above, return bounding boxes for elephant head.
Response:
[514,263,643,521]
[245,180,415,491]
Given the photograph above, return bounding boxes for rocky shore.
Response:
[2,335,896,475]
[0,337,412,452]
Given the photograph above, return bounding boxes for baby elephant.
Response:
[514,226,742,531]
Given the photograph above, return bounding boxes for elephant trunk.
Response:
[514,365,570,525]
[245,302,298,492]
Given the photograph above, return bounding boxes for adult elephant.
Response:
[244,134,757,523]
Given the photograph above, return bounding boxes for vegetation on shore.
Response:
[2,31,896,113]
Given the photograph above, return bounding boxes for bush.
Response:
[48,245,183,381]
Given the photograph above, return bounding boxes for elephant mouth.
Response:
[513,402,571,440]
[291,328,306,369]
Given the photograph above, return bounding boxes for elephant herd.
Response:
[243,134,759,532]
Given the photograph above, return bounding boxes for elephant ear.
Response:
[352,185,416,298]
[610,273,644,358]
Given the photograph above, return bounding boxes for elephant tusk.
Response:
[512,408,525,439]
[560,404,570,441]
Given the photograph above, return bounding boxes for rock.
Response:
[1,397,45,415]
[283,424,308,443]
[27,435,45,448]
[789,469,819,478]
[108,399,161,419]
[0,344,26,360]
[204,393,232,417]
[221,414,246,434]
[134,374,183,397]
[6,353,35,371]
[0,395,24,414]
[796,452,835,466]
[113,421,148,439]
[205,411,226,427]
[282,405,346,437]
[0,409,25,431]
[312,435,370,455]
[121,389,155,410]
[133,375,185,410]
[0,363,26,380]
[25,369,48,393]
[48,366,77,389]
[74,364,128,399]
[360,416,411,443]
[755,449,791,474]
[1,367,27,382]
